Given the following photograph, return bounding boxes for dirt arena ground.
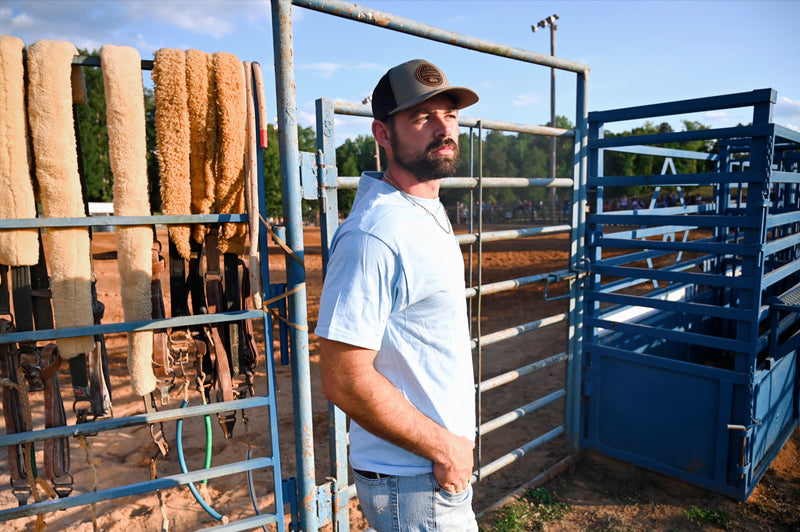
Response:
[1,225,798,531]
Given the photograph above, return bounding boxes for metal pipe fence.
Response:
[278,0,590,526]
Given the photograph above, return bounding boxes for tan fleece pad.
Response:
[101,44,156,396]
[153,48,191,259]
[186,49,216,244]
[0,36,39,266]
[213,52,247,256]
[26,40,94,359]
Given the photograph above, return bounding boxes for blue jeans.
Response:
[354,471,478,531]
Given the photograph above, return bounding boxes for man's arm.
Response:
[319,337,473,493]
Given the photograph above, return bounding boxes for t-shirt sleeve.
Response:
[314,230,403,351]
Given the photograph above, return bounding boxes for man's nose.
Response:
[430,113,453,137]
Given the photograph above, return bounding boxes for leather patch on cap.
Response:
[416,63,443,86]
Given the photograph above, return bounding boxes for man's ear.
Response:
[372,119,391,151]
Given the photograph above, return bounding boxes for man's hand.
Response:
[433,434,474,493]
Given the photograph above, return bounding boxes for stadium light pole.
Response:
[533,14,559,221]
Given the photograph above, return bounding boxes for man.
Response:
[315,59,479,531]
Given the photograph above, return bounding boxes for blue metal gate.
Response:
[581,88,800,500]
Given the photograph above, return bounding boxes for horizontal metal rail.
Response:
[330,101,574,138]
[591,123,774,150]
[0,457,274,521]
[202,513,278,532]
[606,225,701,241]
[0,310,264,345]
[601,144,718,161]
[74,54,154,70]
[465,270,573,299]
[480,352,568,392]
[0,395,269,447]
[479,389,566,435]
[585,290,752,322]
[592,203,716,219]
[336,175,573,189]
[470,313,568,349]
[293,0,589,74]
[594,264,750,290]
[596,236,760,256]
[473,426,566,482]
[457,225,571,246]
[588,88,776,123]
[588,316,749,353]
[588,170,759,187]
[0,213,247,229]
[590,212,755,228]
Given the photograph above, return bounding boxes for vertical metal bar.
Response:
[270,1,317,529]
[549,22,558,223]
[254,67,287,532]
[475,121,484,480]
[565,71,588,453]
[730,92,776,489]
[317,99,340,272]
[467,127,476,337]
[315,98,349,531]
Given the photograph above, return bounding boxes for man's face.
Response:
[387,94,460,181]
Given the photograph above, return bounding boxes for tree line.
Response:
[73,51,717,222]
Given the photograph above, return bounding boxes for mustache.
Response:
[426,138,458,153]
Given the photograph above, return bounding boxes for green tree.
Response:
[73,58,113,202]
[73,50,158,208]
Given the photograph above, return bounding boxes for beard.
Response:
[390,136,460,181]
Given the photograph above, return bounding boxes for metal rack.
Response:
[0,54,289,531]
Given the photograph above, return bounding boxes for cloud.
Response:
[512,93,540,107]
[0,7,34,28]
[141,2,235,39]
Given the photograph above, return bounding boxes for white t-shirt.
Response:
[315,171,475,476]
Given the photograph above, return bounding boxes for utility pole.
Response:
[363,96,381,171]
[533,14,558,221]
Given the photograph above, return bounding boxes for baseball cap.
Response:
[371,59,479,121]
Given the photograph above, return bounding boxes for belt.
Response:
[354,469,393,480]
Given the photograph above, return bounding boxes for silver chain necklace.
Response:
[383,172,452,235]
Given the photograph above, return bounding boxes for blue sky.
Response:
[3,0,799,143]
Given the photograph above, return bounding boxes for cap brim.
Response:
[388,86,479,118]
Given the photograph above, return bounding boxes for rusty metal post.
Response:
[271,0,318,529]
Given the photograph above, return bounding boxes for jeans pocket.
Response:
[435,483,471,505]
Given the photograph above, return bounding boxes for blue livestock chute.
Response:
[581,88,800,500]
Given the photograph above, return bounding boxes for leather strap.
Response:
[0,264,10,316]
[29,235,54,331]
[205,228,235,438]
[41,344,72,498]
[187,238,207,315]
[168,239,191,318]
[233,260,259,398]
[223,253,241,376]
[10,266,44,393]
[1,319,32,505]
[151,247,170,378]
[88,282,112,418]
